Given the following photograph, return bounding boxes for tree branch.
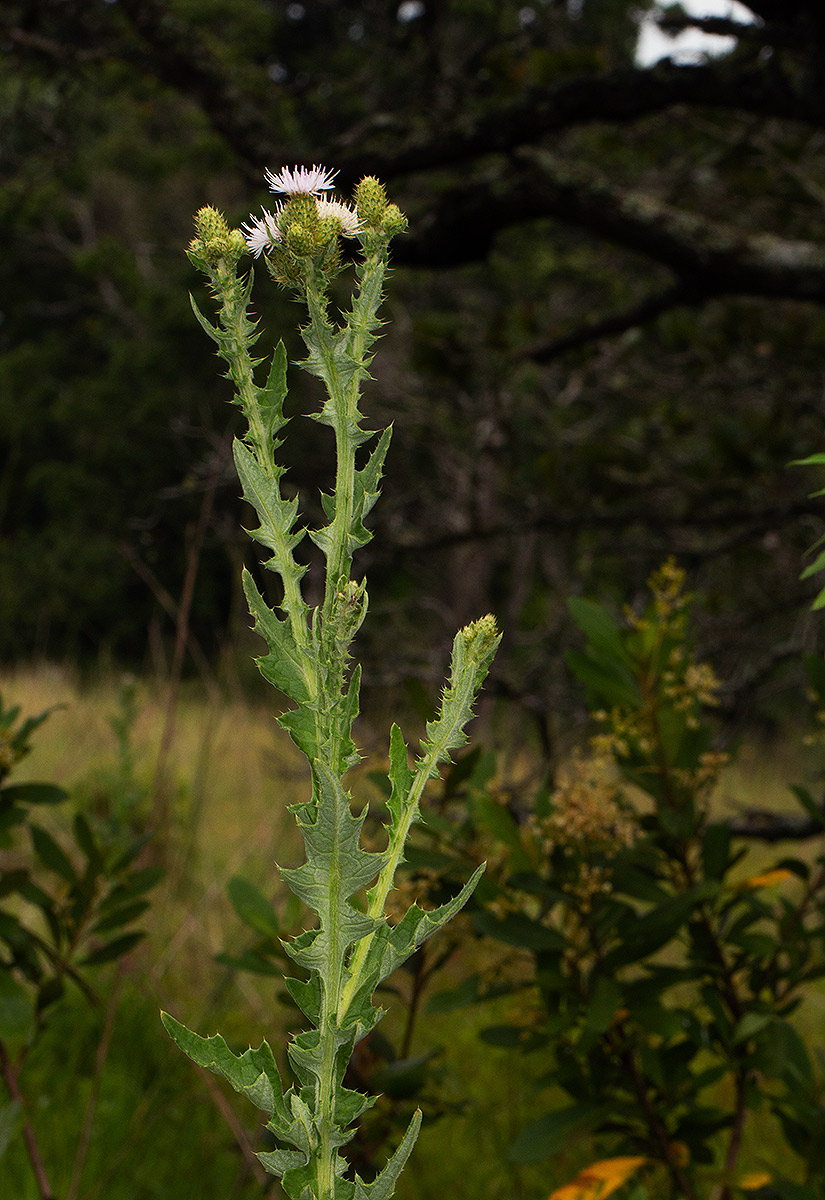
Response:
[0,1043,55,1200]
[517,283,703,362]
[728,808,825,840]
[338,58,811,185]
[398,148,825,303]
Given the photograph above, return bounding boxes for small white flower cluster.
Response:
[241,164,361,257]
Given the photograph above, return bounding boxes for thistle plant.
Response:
[161,165,500,1199]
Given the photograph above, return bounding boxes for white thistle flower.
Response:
[241,208,282,257]
[316,198,361,238]
[265,163,337,196]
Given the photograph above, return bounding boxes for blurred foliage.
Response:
[2,0,825,727]
[408,564,825,1199]
[0,689,161,1192]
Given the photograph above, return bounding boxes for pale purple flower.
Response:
[265,163,338,196]
[241,208,283,257]
[316,198,361,238]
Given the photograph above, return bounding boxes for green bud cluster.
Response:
[381,204,407,237]
[263,195,346,289]
[195,205,229,241]
[188,207,247,271]
[460,613,500,655]
[353,176,389,226]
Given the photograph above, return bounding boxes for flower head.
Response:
[241,208,283,257]
[316,198,361,238]
[265,164,337,196]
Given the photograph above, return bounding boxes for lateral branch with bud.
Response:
[163,168,500,1200]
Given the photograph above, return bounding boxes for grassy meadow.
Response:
[0,664,556,1200]
[2,662,824,1199]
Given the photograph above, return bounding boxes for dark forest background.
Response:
[4,0,825,737]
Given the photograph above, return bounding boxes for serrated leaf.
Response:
[341,865,484,1032]
[258,1147,308,1178]
[243,569,311,704]
[278,705,321,763]
[387,724,414,830]
[284,973,322,1023]
[418,623,501,779]
[259,341,290,444]
[189,292,221,344]
[281,764,384,972]
[353,1109,422,1200]
[233,439,307,589]
[160,1013,291,1129]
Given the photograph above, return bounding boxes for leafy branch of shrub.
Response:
[0,693,162,1198]
[419,563,825,1200]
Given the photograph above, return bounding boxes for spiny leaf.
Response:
[233,439,306,562]
[419,619,501,778]
[386,723,414,830]
[160,1013,291,1130]
[278,705,321,764]
[243,569,312,703]
[284,973,322,1023]
[280,765,385,971]
[341,865,485,1034]
[189,292,222,344]
[259,340,290,444]
[353,1110,422,1200]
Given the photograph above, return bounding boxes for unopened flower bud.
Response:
[380,204,407,238]
[354,176,388,226]
[285,222,317,257]
[282,195,318,230]
[460,614,499,657]
[227,229,247,259]
[194,206,230,242]
[317,214,341,244]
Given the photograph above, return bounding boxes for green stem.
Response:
[338,663,480,1023]
[317,868,344,1200]
[219,269,310,654]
